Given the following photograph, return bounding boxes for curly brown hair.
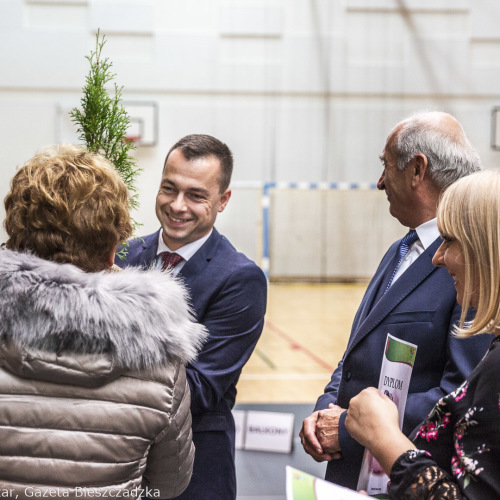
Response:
[4,144,132,272]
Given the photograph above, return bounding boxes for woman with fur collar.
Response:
[0,144,207,498]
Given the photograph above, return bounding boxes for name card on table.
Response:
[233,410,295,453]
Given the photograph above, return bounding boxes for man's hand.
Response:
[316,404,346,455]
[300,411,332,462]
[299,404,346,462]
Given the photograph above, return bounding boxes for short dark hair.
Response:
[165,134,233,193]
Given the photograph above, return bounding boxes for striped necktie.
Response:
[385,229,419,292]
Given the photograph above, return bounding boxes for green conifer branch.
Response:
[70,30,142,240]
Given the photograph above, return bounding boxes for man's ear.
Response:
[412,154,428,187]
[218,189,231,213]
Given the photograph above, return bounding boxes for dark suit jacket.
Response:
[115,228,267,499]
[314,236,492,490]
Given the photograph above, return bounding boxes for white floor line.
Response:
[239,373,330,380]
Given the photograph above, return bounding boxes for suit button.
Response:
[344,371,352,381]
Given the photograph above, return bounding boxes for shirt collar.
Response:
[157,228,213,262]
[414,218,439,250]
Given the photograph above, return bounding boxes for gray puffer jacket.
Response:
[0,249,207,499]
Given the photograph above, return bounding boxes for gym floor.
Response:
[237,283,367,404]
[234,282,368,499]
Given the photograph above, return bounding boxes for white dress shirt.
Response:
[156,229,212,277]
[389,218,440,287]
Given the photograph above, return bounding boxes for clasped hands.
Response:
[299,403,346,462]
[300,389,402,465]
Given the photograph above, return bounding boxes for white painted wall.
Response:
[1,0,500,279]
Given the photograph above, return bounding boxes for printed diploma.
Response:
[356,334,418,497]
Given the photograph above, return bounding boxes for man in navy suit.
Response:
[115,134,267,500]
[300,111,492,490]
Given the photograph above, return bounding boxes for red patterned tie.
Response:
[160,251,183,271]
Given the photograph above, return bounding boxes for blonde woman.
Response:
[346,169,500,499]
[0,145,207,498]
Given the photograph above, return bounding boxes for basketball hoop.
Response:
[123,135,141,145]
[124,116,143,146]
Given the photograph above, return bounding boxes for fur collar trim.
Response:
[0,249,207,370]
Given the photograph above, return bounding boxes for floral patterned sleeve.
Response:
[389,337,500,500]
[388,337,500,499]
[389,450,464,499]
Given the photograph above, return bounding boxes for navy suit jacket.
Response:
[115,228,267,498]
[314,236,491,490]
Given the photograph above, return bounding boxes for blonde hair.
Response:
[437,169,500,336]
[4,144,132,272]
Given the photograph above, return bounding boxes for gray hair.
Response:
[393,112,481,190]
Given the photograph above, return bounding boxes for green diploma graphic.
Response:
[356,334,418,497]
[286,466,368,499]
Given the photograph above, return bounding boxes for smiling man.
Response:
[116,134,267,500]
[300,111,492,490]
